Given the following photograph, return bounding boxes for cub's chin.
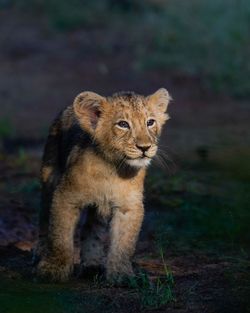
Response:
[126,157,152,168]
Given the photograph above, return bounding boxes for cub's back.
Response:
[41,105,92,179]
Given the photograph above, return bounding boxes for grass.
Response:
[90,245,175,310]
[129,272,174,310]
[128,248,175,310]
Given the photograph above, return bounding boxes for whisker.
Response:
[158,143,179,157]
[158,148,176,165]
[116,155,126,172]
[154,154,171,173]
[154,147,177,174]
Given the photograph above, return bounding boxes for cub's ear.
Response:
[147,88,172,113]
[73,91,106,132]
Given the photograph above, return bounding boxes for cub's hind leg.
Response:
[34,166,60,261]
[34,119,61,263]
[80,208,109,277]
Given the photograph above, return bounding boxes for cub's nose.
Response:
[136,144,151,152]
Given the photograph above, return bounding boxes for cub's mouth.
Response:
[125,156,152,168]
[127,155,150,159]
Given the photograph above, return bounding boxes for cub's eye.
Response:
[147,119,155,127]
[117,120,130,129]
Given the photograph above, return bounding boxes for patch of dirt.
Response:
[0,245,249,313]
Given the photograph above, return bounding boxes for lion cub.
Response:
[36,88,171,282]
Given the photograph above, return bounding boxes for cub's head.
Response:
[73,89,171,168]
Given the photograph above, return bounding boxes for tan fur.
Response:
[35,88,171,283]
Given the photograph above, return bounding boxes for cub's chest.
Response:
[75,150,145,212]
[80,167,130,217]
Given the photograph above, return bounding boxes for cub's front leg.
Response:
[37,187,81,282]
[106,202,144,283]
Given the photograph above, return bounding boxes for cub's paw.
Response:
[36,257,73,282]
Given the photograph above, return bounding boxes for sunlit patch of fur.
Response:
[41,165,54,183]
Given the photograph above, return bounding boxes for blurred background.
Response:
[0,1,249,312]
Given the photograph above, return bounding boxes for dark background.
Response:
[0,1,249,312]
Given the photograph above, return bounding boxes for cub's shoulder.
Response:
[45,105,93,171]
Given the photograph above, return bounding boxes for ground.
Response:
[0,149,249,313]
[0,4,250,313]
